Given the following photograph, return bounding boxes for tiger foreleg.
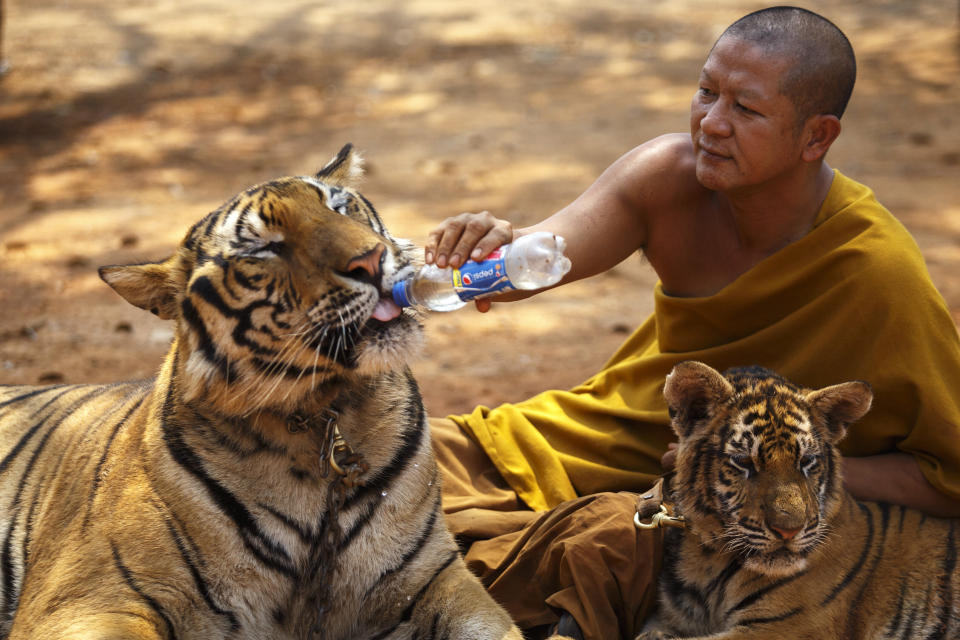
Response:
[11,612,167,640]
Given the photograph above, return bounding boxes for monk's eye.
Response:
[799,454,818,477]
[728,454,756,478]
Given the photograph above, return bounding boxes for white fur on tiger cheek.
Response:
[184,351,219,397]
[354,321,424,375]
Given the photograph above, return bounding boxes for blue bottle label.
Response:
[452,249,516,301]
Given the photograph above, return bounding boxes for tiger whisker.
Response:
[310,334,322,392]
[236,321,315,415]
[279,335,320,404]
[231,330,301,405]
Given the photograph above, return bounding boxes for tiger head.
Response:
[663,361,873,577]
[99,144,423,415]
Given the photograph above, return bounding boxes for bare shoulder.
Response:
[528,134,704,282]
[639,132,696,164]
[612,134,701,208]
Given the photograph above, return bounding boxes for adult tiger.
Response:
[0,145,559,640]
[637,362,960,640]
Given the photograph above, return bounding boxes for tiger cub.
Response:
[638,361,960,640]
[0,145,547,639]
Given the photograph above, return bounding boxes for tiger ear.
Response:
[315,143,364,188]
[99,259,180,320]
[805,381,873,444]
[663,361,733,440]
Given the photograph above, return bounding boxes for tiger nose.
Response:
[770,525,802,541]
[344,243,386,286]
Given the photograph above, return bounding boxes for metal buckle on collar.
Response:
[327,427,351,477]
[634,504,687,530]
[325,423,367,489]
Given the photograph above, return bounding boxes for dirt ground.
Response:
[1,0,958,418]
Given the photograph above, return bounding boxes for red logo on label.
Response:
[462,273,473,286]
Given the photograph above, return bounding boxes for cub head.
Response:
[99,144,422,414]
[663,361,872,576]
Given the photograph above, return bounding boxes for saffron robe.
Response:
[451,170,960,511]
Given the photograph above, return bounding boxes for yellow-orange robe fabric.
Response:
[451,170,960,512]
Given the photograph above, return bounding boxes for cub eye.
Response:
[728,454,756,478]
[799,454,818,476]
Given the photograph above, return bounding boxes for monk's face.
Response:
[690,36,806,193]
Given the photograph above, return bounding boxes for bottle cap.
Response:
[392,280,412,308]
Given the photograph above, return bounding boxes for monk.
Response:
[424,6,960,640]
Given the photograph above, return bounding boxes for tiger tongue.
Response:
[372,298,402,322]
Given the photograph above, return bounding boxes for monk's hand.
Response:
[661,443,678,471]
[424,211,513,269]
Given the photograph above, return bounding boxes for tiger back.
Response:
[0,145,535,640]
[639,361,960,640]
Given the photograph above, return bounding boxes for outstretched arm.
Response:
[421,135,695,310]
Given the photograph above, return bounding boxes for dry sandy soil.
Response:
[1,0,958,417]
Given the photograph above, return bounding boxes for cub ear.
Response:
[99,259,180,320]
[663,361,733,440]
[805,381,873,444]
[315,143,364,188]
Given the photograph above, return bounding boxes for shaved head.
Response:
[715,6,856,123]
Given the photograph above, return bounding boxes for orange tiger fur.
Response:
[638,362,960,640]
[0,145,552,640]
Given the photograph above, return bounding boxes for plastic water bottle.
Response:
[392,231,572,312]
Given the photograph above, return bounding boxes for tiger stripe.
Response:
[84,394,148,530]
[369,551,459,640]
[160,514,240,633]
[111,540,179,640]
[363,490,443,599]
[160,412,299,578]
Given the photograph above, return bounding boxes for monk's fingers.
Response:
[426,211,511,268]
[466,217,514,264]
[425,212,479,266]
[424,217,465,266]
[445,211,504,268]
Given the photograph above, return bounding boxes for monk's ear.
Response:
[805,380,873,444]
[801,114,841,162]
[315,143,364,188]
[663,361,733,440]
[99,259,180,320]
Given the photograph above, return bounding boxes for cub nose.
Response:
[343,243,386,287]
[770,524,802,541]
